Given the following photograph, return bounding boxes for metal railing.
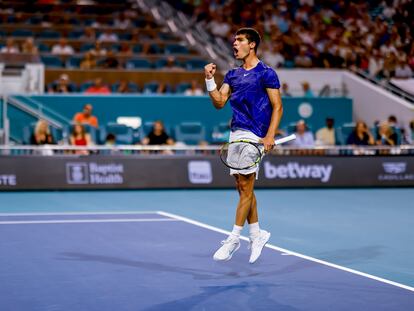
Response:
[1,144,413,156]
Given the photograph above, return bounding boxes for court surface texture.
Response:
[1,189,413,310]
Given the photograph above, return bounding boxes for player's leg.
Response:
[213,173,255,261]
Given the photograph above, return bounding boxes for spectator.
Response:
[70,123,92,146]
[368,50,384,78]
[80,52,97,70]
[301,81,315,97]
[281,82,292,97]
[292,120,315,148]
[394,58,413,79]
[116,80,131,93]
[98,29,119,43]
[30,120,55,145]
[262,43,285,68]
[1,38,19,54]
[84,78,111,94]
[184,80,204,95]
[105,133,116,146]
[48,73,75,93]
[294,46,313,68]
[162,56,184,71]
[119,42,133,56]
[387,115,399,128]
[316,117,336,146]
[114,12,131,29]
[51,38,74,55]
[346,121,375,146]
[208,15,231,38]
[101,50,120,69]
[22,38,38,55]
[89,41,107,56]
[80,27,96,42]
[142,120,174,145]
[376,121,397,146]
[73,104,99,128]
[409,120,414,145]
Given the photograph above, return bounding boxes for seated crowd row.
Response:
[29,105,414,148]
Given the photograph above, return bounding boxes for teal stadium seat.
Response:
[111,82,139,93]
[102,123,134,145]
[174,122,206,145]
[185,59,208,70]
[12,29,33,37]
[38,30,61,39]
[41,55,63,68]
[165,44,189,55]
[126,58,152,69]
[175,82,191,94]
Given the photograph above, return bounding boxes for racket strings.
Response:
[221,142,262,170]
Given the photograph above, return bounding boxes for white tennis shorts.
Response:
[228,129,263,178]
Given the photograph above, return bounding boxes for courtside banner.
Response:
[0,155,413,190]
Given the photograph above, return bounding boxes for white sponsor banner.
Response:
[188,161,213,184]
[66,162,124,185]
[264,161,333,183]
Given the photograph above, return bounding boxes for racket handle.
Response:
[274,134,296,145]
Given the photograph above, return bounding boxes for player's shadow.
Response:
[58,252,257,280]
[57,251,315,281]
[140,281,301,311]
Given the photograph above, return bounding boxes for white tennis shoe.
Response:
[213,236,240,261]
[249,230,271,264]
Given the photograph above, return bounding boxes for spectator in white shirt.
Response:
[98,29,119,43]
[1,38,19,54]
[51,38,74,55]
[292,120,315,148]
[208,15,231,38]
[316,117,336,146]
[184,80,204,96]
[262,43,285,68]
[394,58,413,79]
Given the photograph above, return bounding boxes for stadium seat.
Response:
[165,44,189,55]
[38,43,50,52]
[12,29,33,37]
[211,122,231,143]
[132,44,142,53]
[174,122,206,145]
[118,33,132,41]
[102,123,134,145]
[126,58,152,69]
[41,56,64,68]
[79,81,94,92]
[340,123,356,143]
[68,30,84,39]
[38,30,61,39]
[148,44,162,54]
[185,59,208,70]
[111,82,139,93]
[67,56,83,68]
[143,82,159,93]
[175,82,191,94]
[27,16,42,24]
[80,43,94,52]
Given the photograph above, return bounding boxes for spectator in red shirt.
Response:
[84,78,111,94]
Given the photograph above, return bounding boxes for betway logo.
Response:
[264,162,333,183]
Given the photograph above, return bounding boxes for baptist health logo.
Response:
[66,162,124,185]
[188,161,213,184]
[379,162,414,181]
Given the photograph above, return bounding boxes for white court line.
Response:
[0,218,180,225]
[0,211,158,217]
[157,211,414,293]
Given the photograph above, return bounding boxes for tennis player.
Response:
[205,28,283,263]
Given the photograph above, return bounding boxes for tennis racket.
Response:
[219,134,296,170]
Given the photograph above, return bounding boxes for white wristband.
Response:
[205,77,217,92]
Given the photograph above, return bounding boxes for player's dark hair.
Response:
[236,28,261,53]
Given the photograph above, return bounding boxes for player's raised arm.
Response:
[204,63,230,110]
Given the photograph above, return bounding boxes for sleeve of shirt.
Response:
[223,70,232,86]
[262,68,280,89]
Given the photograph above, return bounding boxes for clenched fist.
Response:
[204,63,216,79]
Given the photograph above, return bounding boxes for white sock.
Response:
[230,225,243,239]
[249,222,260,238]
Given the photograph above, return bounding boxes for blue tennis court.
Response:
[0,189,413,310]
